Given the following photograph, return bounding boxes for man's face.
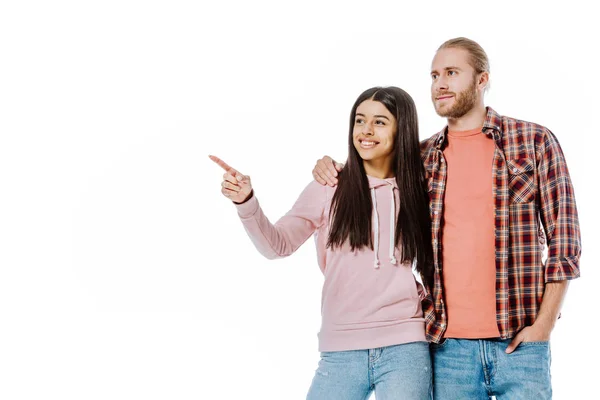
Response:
[430,47,479,119]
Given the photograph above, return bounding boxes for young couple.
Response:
[210,37,581,399]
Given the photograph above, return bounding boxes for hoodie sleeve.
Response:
[234,181,329,260]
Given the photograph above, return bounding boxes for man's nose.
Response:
[434,76,449,93]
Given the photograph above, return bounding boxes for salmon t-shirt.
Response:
[441,127,500,338]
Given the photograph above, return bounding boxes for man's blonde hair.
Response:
[438,37,490,74]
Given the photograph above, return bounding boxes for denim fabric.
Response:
[306,341,431,400]
[431,338,552,400]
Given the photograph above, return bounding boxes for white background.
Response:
[0,0,597,399]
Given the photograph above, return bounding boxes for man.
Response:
[312,37,581,399]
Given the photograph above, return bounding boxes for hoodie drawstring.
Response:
[389,185,397,265]
[370,188,380,269]
[370,185,397,268]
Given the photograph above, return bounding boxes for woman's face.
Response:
[352,99,397,164]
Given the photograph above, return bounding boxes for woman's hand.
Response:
[209,155,253,204]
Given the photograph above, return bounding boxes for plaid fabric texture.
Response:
[420,107,581,343]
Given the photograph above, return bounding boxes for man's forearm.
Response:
[534,280,570,332]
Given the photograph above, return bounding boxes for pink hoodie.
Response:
[235,176,426,352]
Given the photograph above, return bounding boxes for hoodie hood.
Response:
[368,175,398,190]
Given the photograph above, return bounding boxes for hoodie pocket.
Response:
[507,158,535,203]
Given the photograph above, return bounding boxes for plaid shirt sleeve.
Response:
[537,128,581,282]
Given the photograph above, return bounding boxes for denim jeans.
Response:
[306,341,431,400]
[430,338,552,400]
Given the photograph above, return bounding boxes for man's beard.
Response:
[434,78,477,119]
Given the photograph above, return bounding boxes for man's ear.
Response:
[478,71,490,92]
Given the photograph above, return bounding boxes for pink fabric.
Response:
[235,176,426,352]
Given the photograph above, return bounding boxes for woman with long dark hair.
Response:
[210,86,433,399]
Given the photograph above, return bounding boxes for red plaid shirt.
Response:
[421,107,581,343]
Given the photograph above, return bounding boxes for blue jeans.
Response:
[431,338,552,400]
[306,341,431,400]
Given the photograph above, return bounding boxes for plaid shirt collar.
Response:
[432,106,504,149]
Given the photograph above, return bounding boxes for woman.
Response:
[210,86,433,399]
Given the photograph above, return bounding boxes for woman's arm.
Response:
[235,181,328,259]
[211,155,328,259]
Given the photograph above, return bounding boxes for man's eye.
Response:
[448,70,456,76]
[431,74,438,80]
